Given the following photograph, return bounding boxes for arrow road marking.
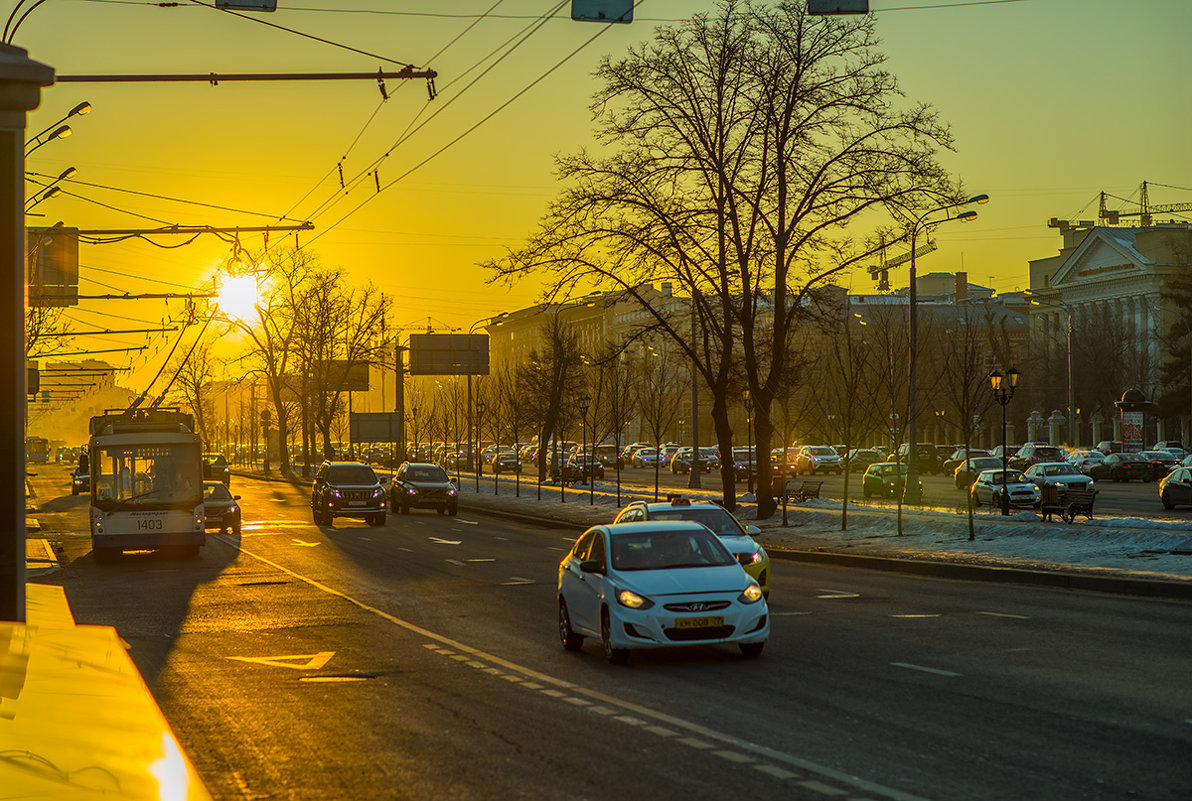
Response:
[429,537,462,545]
[228,651,335,670]
[291,539,321,547]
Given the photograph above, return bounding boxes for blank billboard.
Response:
[350,412,402,444]
[408,333,489,376]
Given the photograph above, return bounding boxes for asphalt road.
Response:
[27,465,1192,801]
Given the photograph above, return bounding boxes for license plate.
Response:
[675,616,723,628]
[348,501,366,506]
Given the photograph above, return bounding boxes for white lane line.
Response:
[614,716,646,726]
[502,577,534,586]
[890,614,941,619]
[772,611,812,616]
[978,611,1031,620]
[429,537,462,545]
[446,559,466,567]
[467,558,496,563]
[231,544,935,801]
[816,589,860,599]
[495,536,509,541]
[457,520,480,525]
[798,779,849,796]
[713,750,755,764]
[359,537,372,542]
[563,697,590,706]
[643,725,677,737]
[891,662,962,678]
[677,737,714,750]
[755,764,801,780]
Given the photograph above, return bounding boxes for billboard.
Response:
[408,333,489,376]
[350,412,402,444]
[318,359,370,392]
[27,226,79,307]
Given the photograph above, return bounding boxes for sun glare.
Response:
[215,274,260,322]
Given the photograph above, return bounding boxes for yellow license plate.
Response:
[675,616,723,628]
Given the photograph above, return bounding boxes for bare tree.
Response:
[634,345,681,500]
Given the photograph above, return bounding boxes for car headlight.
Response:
[447,487,457,496]
[229,505,239,515]
[616,588,653,609]
[737,583,764,604]
[406,487,417,495]
[332,489,342,498]
[372,487,386,499]
[744,550,764,565]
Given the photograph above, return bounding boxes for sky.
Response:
[17,0,1191,394]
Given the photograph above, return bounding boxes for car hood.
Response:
[716,534,762,556]
[400,480,455,491]
[615,564,749,596]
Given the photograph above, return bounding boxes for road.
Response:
[27,464,1192,801]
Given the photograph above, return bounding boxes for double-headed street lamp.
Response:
[990,368,1020,516]
[903,193,989,504]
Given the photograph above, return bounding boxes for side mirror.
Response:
[233,495,242,501]
[579,560,603,574]
[378,475,390,485]
[746,525,761,536]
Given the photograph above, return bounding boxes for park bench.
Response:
[779,479,823,503]
[1039,487,1098,524]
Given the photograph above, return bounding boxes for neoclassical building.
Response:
[1028,220,1192,443]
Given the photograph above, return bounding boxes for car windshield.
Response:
[647,506,746,537]
[1043,464,1079,475]
[204,454,228,466]
[808,447,835,456]
[203,483,232,501]
[987,471,1026,483]
[406,466,449,482]
[327,464,378,484]
[610,528,736,571]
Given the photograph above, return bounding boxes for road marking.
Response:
[467,558,496,563]
[978,611,1031,620]
[798,779,849,796]
[890,614,941,619]
[231,544,936,801]
[228,651,334,670]
[299,676,367,683]
[713,750,754,763]
[457,520,480,526]
[615,715,646,726]
[399,547,413,552]
[495,536,509,541]
[429,537,462,545]
[755,764,801,780]
[643,725,677,737]
[359,537,372,542]
[502,577,534,586]
[446,559,466,567]
[816,589,860,599]
[677,737,714,749]
[772,611,812,616]
[891,662,962,678]
[291,539,321,547]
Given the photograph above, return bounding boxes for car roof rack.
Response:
[665,493,691,505]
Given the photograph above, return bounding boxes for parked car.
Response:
[557,521,769,663]
[845,448,884,473]
[390,461,458,515]
[970,469,1041,509]
[1095,440,1128,455]
[1022,462,1095,492]
[1008,443,1066,472]
[632,447,660,468]
[1158,466,1192,509]
[862,462,921,498]
[594,444,623,469]
[795,445,842,475]
[669,446,713,474]
[1151,440,1186,459]
[492,450,521,474]
[612,496,769,597]
[887,442,940,474]
[202,452,231,486]
[988,444,1022,467]
[953,456,1005,489]
[202,480,242,535]
[942,447,988,475]
[311,461,389,526]
[557,453,605,484]
[1139,450,1181,481]
[1067,449,1106,474]
[731,447,757,482]
[1088,452,1153,482]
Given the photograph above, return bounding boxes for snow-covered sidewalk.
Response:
[454,474,1192,584]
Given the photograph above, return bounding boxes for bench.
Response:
[778,479,823,503]
[1039,487,1098,524]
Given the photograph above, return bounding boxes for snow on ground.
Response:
[455,474,1192,583]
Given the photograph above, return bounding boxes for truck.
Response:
[88,407,205,560]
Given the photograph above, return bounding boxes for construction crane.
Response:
[868,238,936,291]
[1098,181,1192,227]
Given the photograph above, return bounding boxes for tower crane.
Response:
[868,238,936,291]
[1098,181,1192,227]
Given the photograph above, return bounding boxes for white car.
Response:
[1068,449,1105,475]
[632,448,659,468]
[1023,461,1095,491]
[557,521,769,664]
[970,469,1041,509]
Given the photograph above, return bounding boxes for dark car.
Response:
[953,456,1005,489]
[862,462,921,498]
[202,452,231,486]
[1139,450,1180,481]
[556,453,605,484]
[731,447,757,482]
[311,461,389,526]
[203,480,242,535]
[1088,452,1152,483]
[1158,466,1192,509]
[1008,443,1066,472]
[887,443,940,474]
[845,448,884,473]
[942,447,989,475]
[491,450,522,474]
[71,468,90,495]
[391,461,458,515]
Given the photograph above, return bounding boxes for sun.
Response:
[215,273,261,323]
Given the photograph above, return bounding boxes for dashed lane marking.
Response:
[798,779,849,797]
[457,519,480,525]
[978,611,1031,620]
[891,662,962,678]
[229,543,936,801]
[772,611,812,616]
[501,577,534,586]
[755,764,801,780]
[677,737,714,750]
[446,559,466,567]
[713,750,755,764]
[816,589,860,599]
[429,537,462,545]
[467,558,496,563]
[890,614,941,619]
[643,725,677,737]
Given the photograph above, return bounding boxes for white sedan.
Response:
[971,469,1041,509]
[1023,461,1095,491]
[557,521,769,664]
[1068,449,1105,474]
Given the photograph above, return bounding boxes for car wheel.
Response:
[1162,491,1174,510]
[600,607,628,665]
[232,524,241,536]
[739,642,764,658]
[448,505,458,516]
[558,598,583,651]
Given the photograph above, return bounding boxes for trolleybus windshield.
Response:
[93,442,202,507]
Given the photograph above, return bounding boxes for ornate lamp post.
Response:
[990,368,1020,516]
[578,395,592,505]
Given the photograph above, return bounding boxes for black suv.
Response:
[202,453,231,486]
[311,461,388,527]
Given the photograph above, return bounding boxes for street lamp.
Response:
[1026,291,1075,446]
[578,394,592,505]
[23,123,69,157]
[990,367,1020,516]
[903,193,989,504]
[474,400,486,490]
[744,390,753,495]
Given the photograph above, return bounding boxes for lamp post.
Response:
[1026,292,1076,446]
[990,368,1020,516]
[578,394,592,505]
[744,390,754,495]
[903,193,989,504]
[474,400,485,490]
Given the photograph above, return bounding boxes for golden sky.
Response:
[19,0,1190,391]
